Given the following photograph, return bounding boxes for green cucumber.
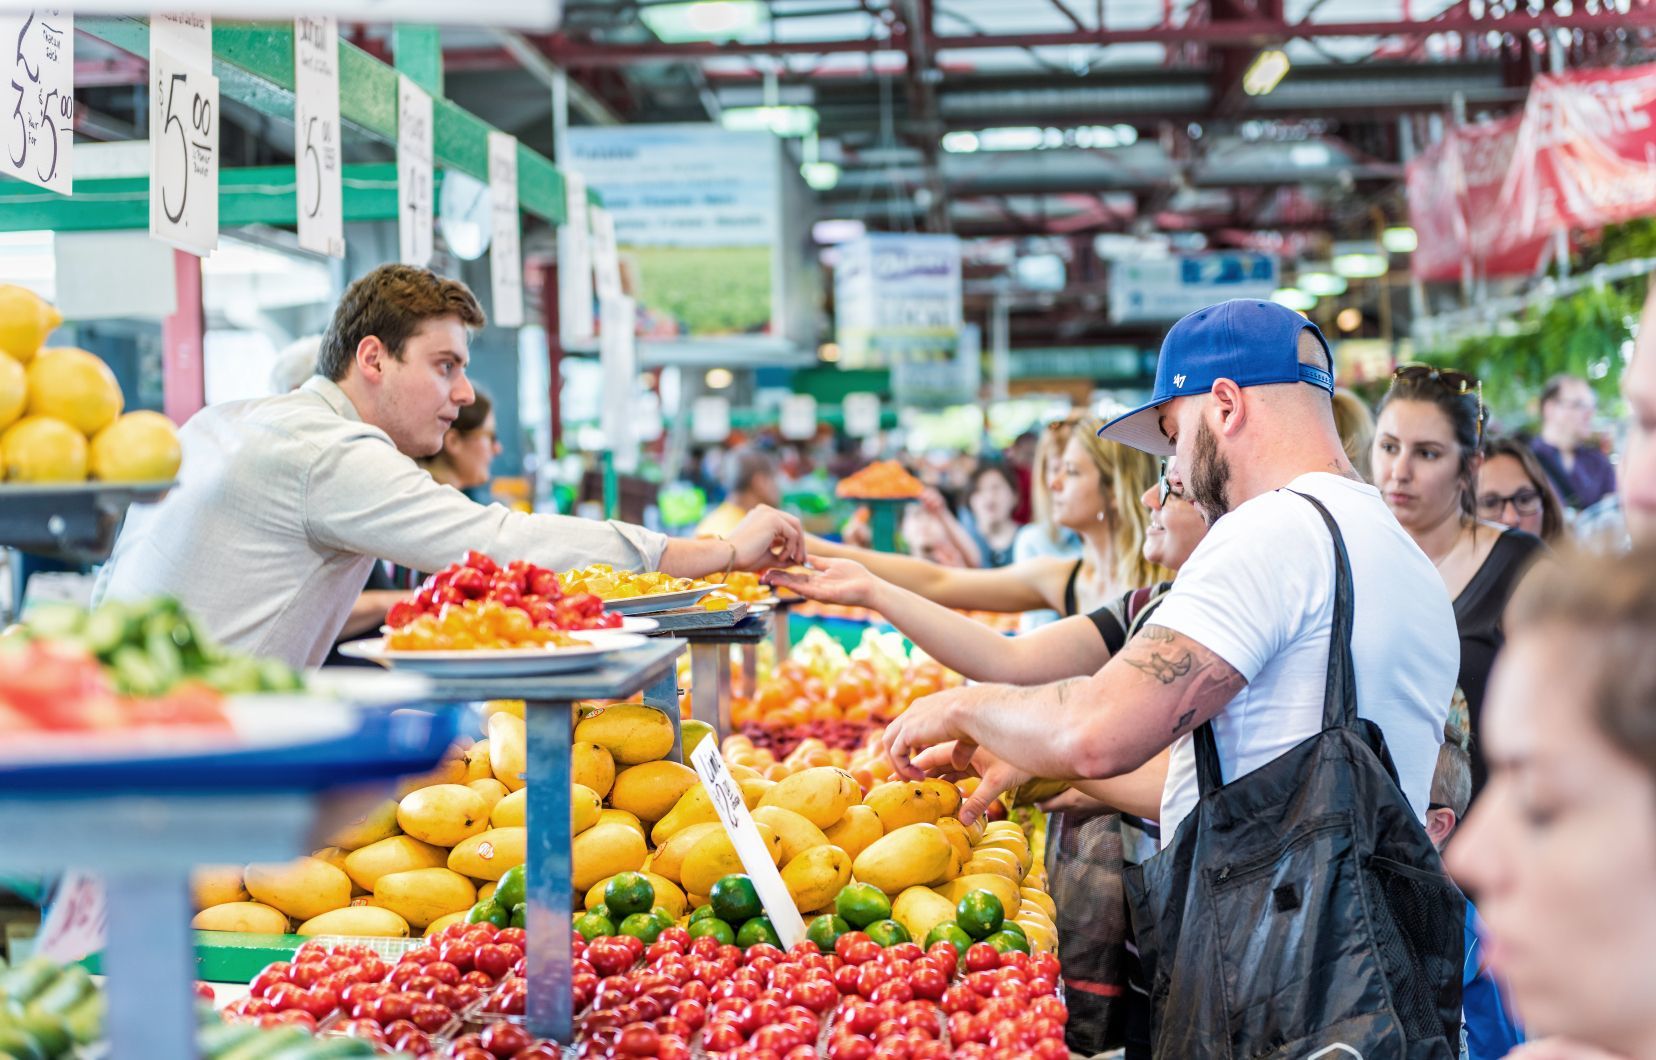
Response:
[0,1029,42,1060]
[215,1026,308,1060]
[28,966,89,1016]
[0,961,58,1010]
[268,1038,380,1059]
[61,992,103,1045]
[196,1021,262,1058]
[11,1013,66,1059]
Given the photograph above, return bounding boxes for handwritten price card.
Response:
[1,10,73,194]
[294,16,342,258]
[398,74,433,267]
[148,46,219,256]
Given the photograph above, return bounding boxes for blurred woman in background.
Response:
[1478,435,1568,546]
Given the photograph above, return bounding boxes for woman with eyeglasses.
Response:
[416,388,503,495]
[1373,366,1548,794]
[1479,436,1569,546]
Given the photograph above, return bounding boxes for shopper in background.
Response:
[900,487,981,568]
[1619,284,1656,548]
[1374,366,1546,793]
[958,462,1022,567]
[1333,386,1377,482]
[1448,547,1656,1060]
[415,387,501,500]
[269,334,324,395]
[695,447,781,539]
[1006,428,1040,523]
[1011,414,1083,628]
[1478,435,1567,545]
[95,265,804,668]
[1530,374,1616,511]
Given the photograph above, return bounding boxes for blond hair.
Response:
[1069,418,1171,589]
[1332,388,1376,483]
[1029,415,1079,546]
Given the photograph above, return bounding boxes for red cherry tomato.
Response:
[964,943,1000,973]
[423,960,461,985]
[474,943,514,981]
[480,1021,533,1056]
[702,1021,743,1052]
[439,940,478,972]
[462,969,497,989]
[829,1033,876,1060]
[266,983,306,1012]
[299,985,339,1019]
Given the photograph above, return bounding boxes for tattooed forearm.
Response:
[1172,708,1197,734]
[1119,626,1247,738]
[1124,650,1200,684]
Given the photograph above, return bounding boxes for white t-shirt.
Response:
[1150,473,1458,844]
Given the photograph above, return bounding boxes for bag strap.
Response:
[1191,489,1358,794]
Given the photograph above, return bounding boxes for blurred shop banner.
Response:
[1407,61,1656,281]
[599,294,639,473]
[834,233,963,370]
[0,9,72,195]
[1108,253,1277,323]
[893,323,980,410]
[0,2,561,28]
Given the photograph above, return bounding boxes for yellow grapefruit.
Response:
[26,347,123,435]
[1,415,87,482]
[0,353,23,431]
[0,285,62,364]
[89,411,181,483]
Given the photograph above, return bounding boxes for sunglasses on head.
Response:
[1392,363,1485,446]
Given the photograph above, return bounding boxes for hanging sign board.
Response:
[691,396,730,443]
[293,15,342,258]
[35,872,105,964]
[591,205,621,302]
[599,294,638,474]
[689,739,807,949]
[148,44,219,255]
[559,169,595,346]
[397,74,433,268]
[488,131,523,327]
[150,12,211,67]
[0,2,562,29]
[842,392,881,438]
[779,394,817,441]
[0,9,73,194]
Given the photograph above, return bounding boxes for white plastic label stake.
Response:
[690,739,807,949]
[397,74,433,267]
[36,872,106,964]
[148,45,218,257]
[0,9,74,195]
[293,16,342,258]
[488,131,524,327]
[149,13,211,69]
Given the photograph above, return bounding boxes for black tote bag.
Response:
[1123,492,1464,1060]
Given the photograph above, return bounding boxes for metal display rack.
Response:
[0,482,174,562]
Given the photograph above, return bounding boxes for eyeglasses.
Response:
[1156,458,1182,505]
[1392,364,1485,445]
[1476,488,1543,518]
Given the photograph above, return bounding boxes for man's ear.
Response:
[1209,378,1247,438]
[355,335,388,382]
[1426,807,1458,849]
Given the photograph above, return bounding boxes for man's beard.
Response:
[1188,419,1232,523]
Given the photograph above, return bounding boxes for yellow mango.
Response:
[934,873,1021,917]
[726,762,762,782]
[651,784,718,846]
[851,823,953,896]
[598,809,645,836]
[573,742,616,798]
[573,822,649,893]
[244,858,353,922]
[919,779,963,817]
[893,886,959,943]
[823,805,884,861]
[310,847,351,875]
[573,783,602,835]
[373,867,477,929]
[396,758,466,798]
[739,778,774,809]
[680,719,716,758]
[651,822,723,886]
[584,872,687,919]
[191,866,248,909]
[680,823,782,897]
[491,788,526,828]
[478,881,497,902]
[964,818,985,845]
[344,835,449,892]
[398,784,489,847]
[933,818,973,865]
[424,911,469,938]
[573,703,674,765]
[781,846,852,913]
[1020,887,1057,920]
[1015,916,1057,954]
[448,827,527,882]
[467,778,510,815]
[461,740,493,783]
[757,767,859,829]
[960,850,1022,882]
[488,713,527,791]
[976,836,1033,876]
[751,806,830,864]
[863,781,943,833]
[325,800,401,851]
[297,906,410,938]
[483,699,524,721]
[192,902,289,934]
[610,760,699,824]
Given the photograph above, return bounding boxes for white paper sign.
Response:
[293,16,342,258]
[397,74,433,267]
[0,10,73,194]
[488,131,524,328]
[780,394,817,441]
[690,739,807,949]
[35,872,105,964]
[599,294,637,474]
[842,392,881,438]
[558,169,595,346]
[692,395,730,443]
[149,46,219,256]
[591,205,621,301]
[149,13,211,68]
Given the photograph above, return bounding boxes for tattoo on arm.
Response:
[1124,650,1197,684]
[1119,625,1247,738]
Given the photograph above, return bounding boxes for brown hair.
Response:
[1479,435,1567,544]
[318,265,486,381]
[1507,546,1656,779]
[1377,370,1485,516]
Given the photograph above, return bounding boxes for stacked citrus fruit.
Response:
[835,459,924,499]
[0,285,181,485]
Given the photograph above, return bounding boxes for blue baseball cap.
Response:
[1097,298,1334,456]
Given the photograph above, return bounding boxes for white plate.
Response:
[336,631,650,676]
[306,668,436,705]
[598,586,713,615]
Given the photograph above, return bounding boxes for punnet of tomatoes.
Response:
[385,551,622,642]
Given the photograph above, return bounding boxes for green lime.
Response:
[689,904,718,924]
[466,899,509,929]
[588,902,613,922]
[806,914,851,952]
[997,921,1028,945]
[834,883,892,929]
[651,906,676,928]
[924,921,973,956]
[573,911,615,940]
[985,928,1031,955]
[494,864,527,909]
[736,916,781,949]
[510,903,526,929]
[710,875,763,924]
[865,919,911,948]
[956,890,1005,940]
[687,917,736,945]
[619,912,666,944]
[605,872,656,918]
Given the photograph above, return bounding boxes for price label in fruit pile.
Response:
[148,47,219,256]
[293,15,343,259]
[397,74,433,268]
[690,739,808,949]
[0,9,73,195]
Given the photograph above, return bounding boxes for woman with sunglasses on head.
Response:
[1374,366,1548,794]
[1479,435,1569,546]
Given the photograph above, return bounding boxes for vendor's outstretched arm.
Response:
[805,534,1061,612]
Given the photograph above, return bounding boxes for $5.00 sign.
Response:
[1,9,74,194]
[149,47,219,256]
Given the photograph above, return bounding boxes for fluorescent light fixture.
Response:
[812,219,865,245]
[818,343,841,363]
[1290,143,1332,168]
[704,368,734,390]
[943,124,1139,154]
[640,1,766,42]
[800,161,841,190]
[1332,242,1389,279]
[1271,287,1317,311]
[1243,49,1291,96]
[1297,270,1347,297]
[1382,226,1419,253]
[719,105,817,138]
[941,131,980,154]
[1336,307,1363,333]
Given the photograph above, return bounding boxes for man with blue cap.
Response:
[880,299,1462,1055]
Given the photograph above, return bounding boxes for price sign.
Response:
[148,47,219,256]
[35,872,105,964]
[599,294,637,473]
[293,16,342,258]
[842,392,881,438]
[692,396,730,443]
[591,205,621,301]
[150,13,211,68]
[397,74,433,267]
[780,394,818,441]
[488,130,523,327]
[558,168,595,346]
[0,10,73,194]
[690,739,807,949]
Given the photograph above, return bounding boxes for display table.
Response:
[652,615,768,737]
[0,482,173,562]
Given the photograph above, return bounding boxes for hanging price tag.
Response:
[842,392,881,438]
[692,396,730,443]
[488,131,523,328]
[690,739,807,949]
[148,46,218,257]
[591,205,621,301]
[294,16,342,258]
[559,169,595,346]
[35,872,106,964]
[397,74,433,267]
[149,13,210,67]
[780,394,818,441]
[0,10,73,194]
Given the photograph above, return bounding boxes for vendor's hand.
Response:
[1505,1041,1631,1060]
[882,686,980,783]
[728,505,805,569]
[762,556,876,608]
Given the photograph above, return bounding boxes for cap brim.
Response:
[1097,399,1175,456]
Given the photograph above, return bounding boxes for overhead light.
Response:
[1332,242,1389,279]
[1297,270,1347,297]
[1271,287,1317,312]
[1382,226,1419,253]
[941,124,1138,154]
[1336,307,1363,333]
[720,105,817,138]
[812,219,865,245]
[800,161,841,190]
[1243,49,1291,96]
[705,368,734,390]
[640,1,766,42]
[1289,143,1332,168]
[818,343,840,363]
[941,131,980,154]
